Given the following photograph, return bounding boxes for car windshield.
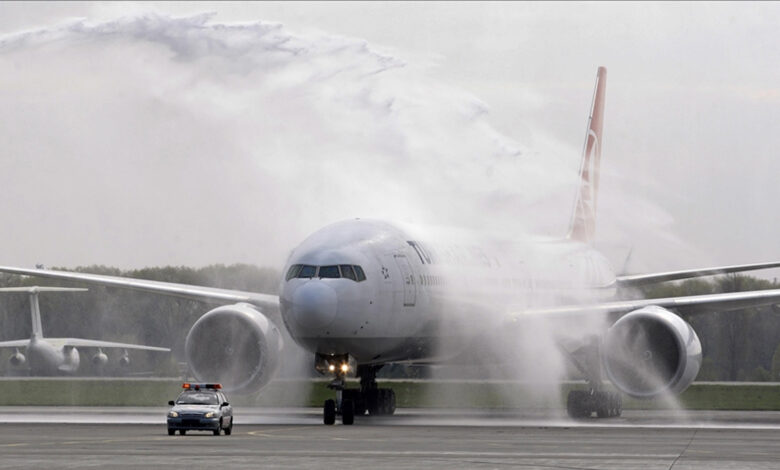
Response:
[176,391,219,405]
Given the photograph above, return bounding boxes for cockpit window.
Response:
[286,264,366,282]
[286,264,302,281]
[318,265,340,278]
[340,265,356,281]
[298,265,317,278]
[354,265,366,282]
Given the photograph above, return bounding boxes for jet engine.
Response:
[603,306,702,399]
[118,351,130,367]
[185,303,283,394]
[9,349,26,367]
[91,350,108,366]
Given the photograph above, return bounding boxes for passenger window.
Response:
[340,265,357,281]
[354,265,366,282]
[319,265,340,278]
[286,264,302,281]
[297,265,316,278]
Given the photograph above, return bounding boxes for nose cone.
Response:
[291,282,338,329]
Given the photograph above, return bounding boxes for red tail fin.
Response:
[567,66,607,244]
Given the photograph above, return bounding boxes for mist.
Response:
[0,12,592,271]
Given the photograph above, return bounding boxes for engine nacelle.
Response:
[92,350,108,366]
[9,350,26,367]
[185,303,282,394]
[118,352,130,367]
[603,306,702,399]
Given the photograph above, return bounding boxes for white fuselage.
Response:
[22,336,80,375]
[279,219,616,365]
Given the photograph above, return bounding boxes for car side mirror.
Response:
[168,400,175,406]
[221,402,229,407]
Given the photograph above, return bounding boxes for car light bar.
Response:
[182,383,222,390]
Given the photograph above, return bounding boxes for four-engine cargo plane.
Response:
[3,67,780,424]
[0,286,170,375]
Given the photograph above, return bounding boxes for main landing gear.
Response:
[321,363,396,425]
[562,336,623,419]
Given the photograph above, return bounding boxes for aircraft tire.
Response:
[323,399,336,425]
[342,398,355,425]
[596,395,610,418]
[566,390,590,419]
[386,389,396,415]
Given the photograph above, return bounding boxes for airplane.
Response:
[0,286,170,375]
[3,66,780,424]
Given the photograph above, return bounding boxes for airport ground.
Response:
[0,408,779,469]
[2,378,780,411]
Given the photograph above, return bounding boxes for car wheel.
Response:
[179,430,186,436]
[224,423,233,436]
[167,428,175,436]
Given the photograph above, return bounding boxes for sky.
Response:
[1,2,779,277]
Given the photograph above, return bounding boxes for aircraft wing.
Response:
[616,261,780,287]
[0,340,30,348]
[0,265,279,311]
[515,288,780,319]
[45,338,170,352]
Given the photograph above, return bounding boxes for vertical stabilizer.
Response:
[29,291,43,339]
[567,66,607,244]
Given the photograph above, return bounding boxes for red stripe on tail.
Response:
[567,66,607,244]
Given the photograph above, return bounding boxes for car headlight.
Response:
[204,411,215,418]
[168,411,179,418]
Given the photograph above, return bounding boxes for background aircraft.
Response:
[0,286,170,375]
[2,67,780,425]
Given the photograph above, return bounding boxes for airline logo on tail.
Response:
[568,66,607,245]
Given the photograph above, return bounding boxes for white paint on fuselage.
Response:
[279,219,616,365]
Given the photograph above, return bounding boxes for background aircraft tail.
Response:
[0,287,87,339]
[567,66,607,245]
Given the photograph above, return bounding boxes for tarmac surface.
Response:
[0,407,778,469]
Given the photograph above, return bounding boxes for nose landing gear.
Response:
[320,362,396,425]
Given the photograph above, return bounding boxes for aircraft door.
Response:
[394,254,416,307]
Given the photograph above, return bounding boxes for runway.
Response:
[0,408,778,469]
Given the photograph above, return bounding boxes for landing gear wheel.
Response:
[167,428,175,436]
[566,390,590,419]
[323,399,336,425]
[387,389,396,415]
[341,398,355,425]
[596,391,610,418]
